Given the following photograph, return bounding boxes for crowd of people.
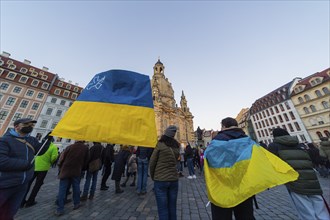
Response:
[0,117,329,220]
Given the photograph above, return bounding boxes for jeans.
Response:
[57,177,80,212]
[0,182,29,220]
[187,158,195,176]
[154,180,178,220]
[137,158,149,193]
[83,171,99,196]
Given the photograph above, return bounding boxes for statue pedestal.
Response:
[197,140,204,147]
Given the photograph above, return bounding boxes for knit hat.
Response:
[272,128,289,137]
[164,125,177,138]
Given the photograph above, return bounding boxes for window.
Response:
[0,83,9,90]
[255,123,258,129]
[20,100,29,108]
[262,121,265,127]
[269,118,273,125]
[31,103,40,110]
[316,131,323,139]
[278,115,283,123]
[0,94,2,101]
[46,108,53,115]
[270,108,274,115]
[325,130,330,138]
[41,82,49,90]
[63,91,69,97]
[298,97,304,104]
[12,113,22,121]
[266,110,270,116]
[69,102,73,107]
[60,100,66,106]
[66,84,71,90]
[71,93,77,99]
[303,107,309,114]
[31,80,39,87]
[66,139,71,143]
[20,67,28,73]
[8,64,16,69]
[0,110,9,120]
[6,97,16,106]
[288,124,294,132]
[27,115,34,119]
[299,135,306,142]
[19,76,28,83]
[283,113,289,121]
[37,93,44,99]
[40,120,48,128]
[322,101,329,109]
[273,116,278,124]
[309,118,317,126]
[310,105,317,112]
[315,90,322,98]
[12,87,22,93]
[51,122,58,129]
[74,87,79,92]
[322,87,329,94]
[26,90,34,96]
[279,104,284,111]
[274,106,279,113]
[265,119,269,126]
[54,89,60,95]
[304,94,310,101]
[262,112,266,117]
[56,110,63,117]
[317,117,324,125]
[57,82,63,87]
[284,101,291,109]
[289,111,296,120]
[7,72,16,79]
[51,97,57,103]
[294,122,301,131]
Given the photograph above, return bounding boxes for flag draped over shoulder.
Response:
[51,70,157,147]
[204,137,299,208]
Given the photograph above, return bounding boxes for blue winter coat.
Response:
[0,130,50,188]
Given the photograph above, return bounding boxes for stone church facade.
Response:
[151,59,195,145]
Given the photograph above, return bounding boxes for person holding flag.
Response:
[0,118,52,220]
[204,117,299,220]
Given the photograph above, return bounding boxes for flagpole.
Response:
[30,138,49,164]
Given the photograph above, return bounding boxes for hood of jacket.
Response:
[274,135,299,146]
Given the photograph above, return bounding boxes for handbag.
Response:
[88,158,102,173]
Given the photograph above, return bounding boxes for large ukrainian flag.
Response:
[204,137,298,208]
[51,70,157,147]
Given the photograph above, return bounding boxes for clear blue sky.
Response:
[1,1,329,131]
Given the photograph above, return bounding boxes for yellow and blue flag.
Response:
[51,70,157,147]
[204,137,298,208]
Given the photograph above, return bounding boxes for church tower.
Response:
[151,59,194,145]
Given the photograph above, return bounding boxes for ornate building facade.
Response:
[151,59,195,145]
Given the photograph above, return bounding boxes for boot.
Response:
[130,176,136,187]
[121,176,129,187]
[115,181,124,193]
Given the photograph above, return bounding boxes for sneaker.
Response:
[187,176,193,179]
[192,175,196,179]
[54,210,64,216]
[25,201,37,208]
[115,189,124,194]
[100,186,109,191]
[73,203,83,210]
[80,195,88,201]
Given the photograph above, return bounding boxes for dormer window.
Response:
[42,75,48,80]
[20,68,28,73]
[74,87,79,92]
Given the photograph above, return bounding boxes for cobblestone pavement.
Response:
[16,167,330,220]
